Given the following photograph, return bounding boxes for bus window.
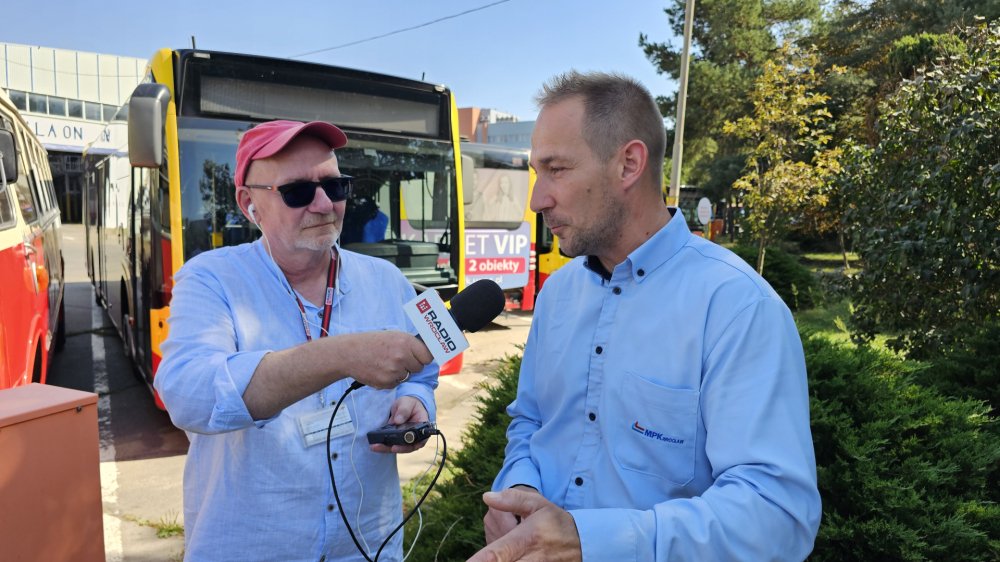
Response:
[14,175,38,224]
[464,168,529,226]
[400,172,451,230]
[536,212,553,254]
[0,182,15,229]
[176,117,258,259]
[30,170,50,215]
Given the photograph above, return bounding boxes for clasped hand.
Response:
[470,488,582,562]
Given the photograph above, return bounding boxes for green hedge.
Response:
[730,245,820,310]
[404,337,1000,561]
[401,354,520,561]
[806,336,1000,560]
[923,322,1000,414]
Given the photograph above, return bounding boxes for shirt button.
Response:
[638,269,645,276]
[613,287,621,295]
[589,413,596,421]
[596,346,603,354]
[575,477,583,486]
[320,556,326,562]
[327,504,334,511]
[331,453,338,460]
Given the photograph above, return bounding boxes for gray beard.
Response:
[294,225,342,251]
[553,179,627,258]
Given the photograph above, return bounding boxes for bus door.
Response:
[126,168,153,376]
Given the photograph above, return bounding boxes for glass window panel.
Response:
[14,175,38,223]
[48,96,67,116]
[463,168,528,224]
[8,90,27,111]
[85,102,102,121]
[198,75,441,137]
[28,93,47,114]
[0,185,15,228]
[68,99,84,118]
[103,105,118,122]
[114,103,129,121]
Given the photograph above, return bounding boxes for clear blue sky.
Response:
[5,0,680,121]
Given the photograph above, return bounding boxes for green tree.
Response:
[724,45,842,273]
[640,0,821,192]
[811,0,999,143]
[887,33,968,82]
[842,22,1000,356]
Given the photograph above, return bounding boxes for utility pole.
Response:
[668,0,695,206]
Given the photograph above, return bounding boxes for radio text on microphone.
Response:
[423,310,458,352]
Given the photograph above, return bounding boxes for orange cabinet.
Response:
[0,384,104,561]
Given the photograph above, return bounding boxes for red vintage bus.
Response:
[0,89,66,390]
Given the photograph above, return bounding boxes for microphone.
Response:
[403,280,506,366]
[443,279,506,333]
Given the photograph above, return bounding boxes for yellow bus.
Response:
[460,142,571,311]
[84,49,467,404]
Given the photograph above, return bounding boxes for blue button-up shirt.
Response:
[155,240,438,562]
[493,210,820,561]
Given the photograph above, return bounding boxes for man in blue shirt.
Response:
[155,120,436,562]
[470,72,820,562]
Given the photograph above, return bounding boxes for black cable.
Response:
[289,0,511,59]
[327,382,447,562]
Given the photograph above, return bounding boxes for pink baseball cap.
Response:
[234,120,348,187]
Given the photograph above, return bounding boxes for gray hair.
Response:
[535,70,666,190]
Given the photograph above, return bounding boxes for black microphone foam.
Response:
[449,280,506,333]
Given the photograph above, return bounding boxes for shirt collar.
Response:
[252,240,353,305]
[584,207,689,284]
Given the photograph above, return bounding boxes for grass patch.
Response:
[122,510,184,539]
[793,299,853,343]
[802,252,859,263]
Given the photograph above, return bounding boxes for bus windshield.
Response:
[177,117,456,273]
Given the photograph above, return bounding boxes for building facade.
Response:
[457,107,519,144]
[486,120,534,149]
[0,43,147,223]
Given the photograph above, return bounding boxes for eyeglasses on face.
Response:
[245,176,353,208]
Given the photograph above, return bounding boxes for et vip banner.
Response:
[464,222,531,290]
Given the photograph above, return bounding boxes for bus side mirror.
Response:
[128,83,171,168]
[0,129,18,184]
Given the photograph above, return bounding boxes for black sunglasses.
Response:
[245,176,354,208]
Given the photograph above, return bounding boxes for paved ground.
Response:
[46,224,531,561]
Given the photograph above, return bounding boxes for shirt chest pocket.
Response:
[613,371,700,486]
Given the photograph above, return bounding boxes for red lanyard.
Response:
[295,248,338,341]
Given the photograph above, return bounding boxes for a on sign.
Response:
[697,197,712,225]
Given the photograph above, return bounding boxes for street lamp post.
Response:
[668,0,696,206]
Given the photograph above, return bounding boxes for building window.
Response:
[28,93,47,114]
[102,104,118,122]
[7,90,27,112]
[48,96,67,117]
[113,103,128,121]
[85,101,102,121]
[68,99,83,119]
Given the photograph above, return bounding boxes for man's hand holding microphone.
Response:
[241,280,506,450]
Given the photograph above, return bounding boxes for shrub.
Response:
[887,33,967,81]
[922,321,1000,411]
[841,22,1000,356]
[806,334,1000,561]
[401,353,520,561]
[730,245,819,310]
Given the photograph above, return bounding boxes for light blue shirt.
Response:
[155,240,438,562]
[493,210,820,561]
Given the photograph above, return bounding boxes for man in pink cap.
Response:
[155,120,438,562]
